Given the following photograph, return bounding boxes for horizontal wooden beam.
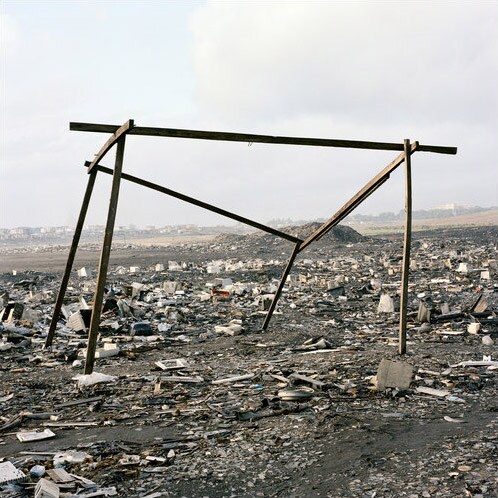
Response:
[86,119,134,174]
[92,164,302,244]
[417,144,457,155]
[298,142,419,251]
[70,121,457,155]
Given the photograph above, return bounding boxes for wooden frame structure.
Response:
[44,119,457,373]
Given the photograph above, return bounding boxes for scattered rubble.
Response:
[1,225,497,497]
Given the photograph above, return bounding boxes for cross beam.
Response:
[71,121,457,155]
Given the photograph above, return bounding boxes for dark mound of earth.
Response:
[282,222,366,243]
[215,223,366,247]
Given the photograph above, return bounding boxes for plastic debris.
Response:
[16,428,56,442]
[0,461,27,485]
[35,477,60,498]
[377,294,395,313]
[30,465,46,477]
[53,450,92,466]
[72,372,118,387]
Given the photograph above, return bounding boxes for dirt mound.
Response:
[213,233,249,245]
[282,222,366,243]
[215,223,365,248]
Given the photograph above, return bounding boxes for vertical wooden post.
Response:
[399,139,412,355]
[45,170,98,348]
[262,242,300,330]
[84,137,126,374]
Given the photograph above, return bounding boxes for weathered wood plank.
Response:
[417,144,457,154]
[71,122,404,150]
[84,137,126,374]
[44,170,98,348]
[70,121,456,153]
[399,139,413,355]
[262,243,301,331]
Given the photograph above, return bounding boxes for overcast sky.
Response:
[1,0,497,229]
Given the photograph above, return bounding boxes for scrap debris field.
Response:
[0,224,497,498]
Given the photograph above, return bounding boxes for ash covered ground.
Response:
[0,224,497,498]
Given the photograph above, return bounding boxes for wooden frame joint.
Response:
[86,119,134,174]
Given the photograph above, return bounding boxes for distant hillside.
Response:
[347,207,498,235]
[348,205,497,223]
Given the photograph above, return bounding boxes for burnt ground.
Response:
[0,225,497,498]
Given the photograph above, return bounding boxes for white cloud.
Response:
[191,1,498,127]
[0,12,19,48]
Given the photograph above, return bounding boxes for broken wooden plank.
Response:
[288,372,326,389]
[160,375,204,383]
[55,396,103,410]
[212,373,255,385]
